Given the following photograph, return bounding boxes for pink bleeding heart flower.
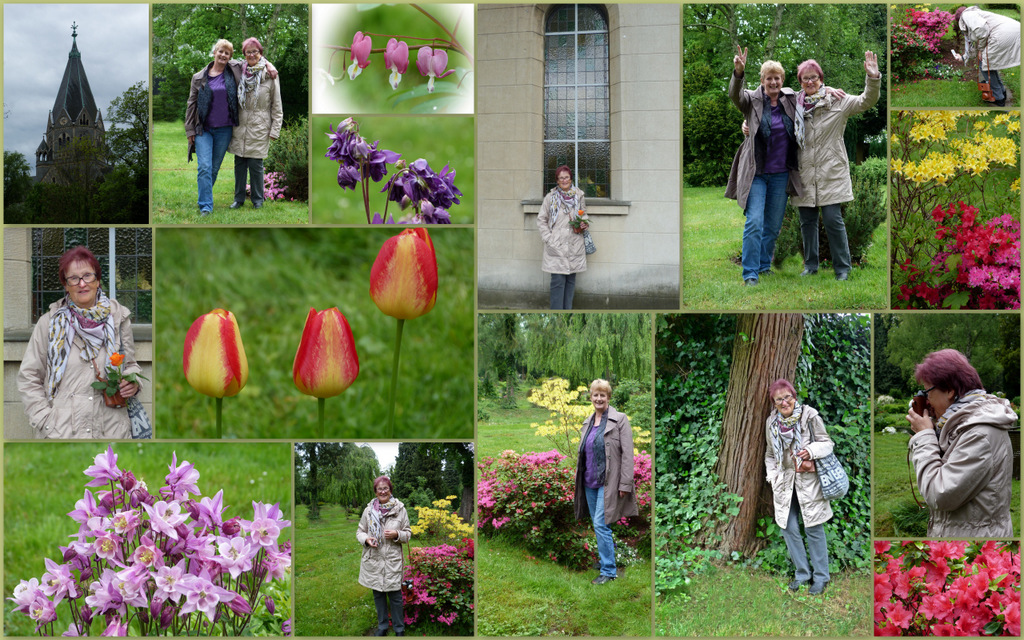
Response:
[348,31,372,80]
[385,38,409,90]
[416,46,454,93]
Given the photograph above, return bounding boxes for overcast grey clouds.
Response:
[3,4,148,174]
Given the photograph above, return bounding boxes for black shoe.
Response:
[374,630,386,636]
[229,201,243,209]
[788,579,808,592]
[809,580,829,595]
[835,272,849,281]
[396,633,404,636]
[744,278,758,287]
[253,201,263,209]
[591,575,616,585]
[759,269,774,277]
[800,268,817,276]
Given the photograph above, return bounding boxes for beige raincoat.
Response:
[959,7,1021,71]
[764,405,834,529]
[228,63,283,160]
[356,499,412,592]
[537,187,588,275]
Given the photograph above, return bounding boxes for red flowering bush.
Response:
[895,201,1020,309]
[874,540,1020,636]
[402,539,473,633]
[478,449,652,570]
[908,9,955,53]
[891,7,955,83]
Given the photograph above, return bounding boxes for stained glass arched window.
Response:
[543,5,610,198]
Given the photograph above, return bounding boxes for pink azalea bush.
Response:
[907,9,955,53]
[402,539,472,634]
[477,449,652,570]
[896,201,1021,309]
[891,7,955,84]
[875,540,1020,636]
[7,447,291,636]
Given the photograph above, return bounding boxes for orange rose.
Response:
[109,353,125,367]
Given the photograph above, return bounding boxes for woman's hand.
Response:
[951,49,964,63]
[906,407,935,434]
[188,135,195,146]
[864,51,881,78]
[795,449,811,461]
[741,120,750,137]
[618,490,629,499]
[118,380,139,398]
[734,45,748,75]
[366,536,379,548]
[383,529,399,540]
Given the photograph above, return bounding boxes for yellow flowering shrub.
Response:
[410,496,474,539]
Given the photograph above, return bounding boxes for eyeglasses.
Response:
[244,50,260,56]
[772,394,795,406]
[922,385,937,394]
[66,273,97,286]
[801,75,820,83]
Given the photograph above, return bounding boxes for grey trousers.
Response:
[799,204,851,276]
[550,273,576,310]
[372,589,404,634]
[779,487,830,585]
[980,68,1006,104]
[234,156,265,205]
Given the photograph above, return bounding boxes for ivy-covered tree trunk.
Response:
[713,314,803,556]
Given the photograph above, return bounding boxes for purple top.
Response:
[582,413,607,489]
[762,104,790,175]
[205,72,232,129]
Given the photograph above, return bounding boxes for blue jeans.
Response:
[584,485,616,577]
[742,172,789,281]
[980,68,1006,104]
[779,488,830,585]
[195,126,233,212]
[550,273,577,310]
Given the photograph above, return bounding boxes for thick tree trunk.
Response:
[713,314,803,556]
[459,485,473,523]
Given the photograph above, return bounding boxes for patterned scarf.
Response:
[45,292,116,399]
[369,496,399,542]
[769,403,804,467]
[795,86,831,148]
[548,184,583,228]
[238,56,267,110]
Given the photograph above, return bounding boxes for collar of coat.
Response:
[580,405,625,443]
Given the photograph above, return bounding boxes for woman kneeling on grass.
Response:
[573,378,637,585]
[357,476,412,635]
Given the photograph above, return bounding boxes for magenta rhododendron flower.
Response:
[348,31,372,80]
[416,46,454,92]
[385,38,410,89]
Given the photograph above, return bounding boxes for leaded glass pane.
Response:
[545,5,575,32]
[577,5,606,31]
[578,141,610,198]
[544,142,575,193]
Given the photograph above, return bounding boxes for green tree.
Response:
[4,150,33,222]
[522,314,651,387]
[106,82,150,172]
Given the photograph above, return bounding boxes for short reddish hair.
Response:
[58,246,101,286]
[797,59,824,84]
[241,37,263,54]
[768,378,796,399]
[914,349,983,397]
[554,165,572,180]
[373,476,394,492]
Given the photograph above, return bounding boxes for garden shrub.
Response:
[478,449,652,571]
[410,496,474,540]
[890,7,955,84]
[683,91,744,187]
[403,540,474,633]
[265,116,309,201]
[875,540,1020,636]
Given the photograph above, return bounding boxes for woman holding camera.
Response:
[906,349,1016,537]
[764,379,834,595]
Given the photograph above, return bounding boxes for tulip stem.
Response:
[318,398,326,439]
[386,319,405,439]
[216,397,223,439]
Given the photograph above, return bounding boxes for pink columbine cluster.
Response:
[8,446,292,636]
[875,540,1020,636]
[345,33,454,92]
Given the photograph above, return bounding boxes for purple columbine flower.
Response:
[180,576,235,623]
[265,595,276,615]
[216,535,256,579]
[162,452,200,500]
[142,500,188,540]
[371,212,397,224]
[100,618,128,637]
[416,46,455,93]
[40,557,78,604]
[84,446,121,487]
[348,32,372,80]
[9,578,43,614]
[385,38,410,90]
[62,622,84,637]
[382,158,461,216]
[197,489,227,528]
[326,120,400,190]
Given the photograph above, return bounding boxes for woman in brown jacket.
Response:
[906,349,1016,537]
[357,476,412,635]
[17,246,142,439]
[574,379,637,584]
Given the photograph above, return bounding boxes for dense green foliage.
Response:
[264,116,309,201]
[390,442,474,517]
[295,443,381,519]
[655,314,872,596]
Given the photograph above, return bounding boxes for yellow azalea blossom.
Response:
[1012,178,1020,193]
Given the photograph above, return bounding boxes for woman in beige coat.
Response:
[573,379,637,585]
[357,476,412,636]
[790,52,881,281]
[537,165,588,309]
[906,349,1016,537]
[17,246,142,439]
[952,6,1020,107]
[765,379,833,595]
[228,37,283,210]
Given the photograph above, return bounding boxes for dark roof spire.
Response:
[53,21,97,121]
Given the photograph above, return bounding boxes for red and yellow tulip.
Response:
[183,309,249,398]
[370,228,438,320]
[293,307,360,398]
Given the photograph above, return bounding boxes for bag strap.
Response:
[907,448,927,509]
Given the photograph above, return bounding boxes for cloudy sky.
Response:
[3,4,148,174]
[358,442,399,472]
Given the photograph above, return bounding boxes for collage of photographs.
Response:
[0,1,1021,638]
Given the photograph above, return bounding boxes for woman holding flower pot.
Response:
[574,379,636,585]
[17,246,142,439]
[357,476,412,635]
[537,165,589,309]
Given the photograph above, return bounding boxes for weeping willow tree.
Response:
[523,313,651,386]
[295,443,381,518]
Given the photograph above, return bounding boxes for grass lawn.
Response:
[681,186,889,309]
[4,442,292,637]
[478,534,652,636]
[151,120,309,224]
[873,431,1021,537]
[656,564,871,636]
[154,227,475,439]
[477,398,558,459]
[295,504,468,636]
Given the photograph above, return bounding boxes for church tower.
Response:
[35,22,108,184]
